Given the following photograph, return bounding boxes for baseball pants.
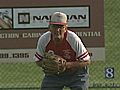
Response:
[40,69,89,90]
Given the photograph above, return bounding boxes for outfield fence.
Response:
[0,0,120,90]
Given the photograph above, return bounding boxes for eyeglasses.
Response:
[50,24,65,29]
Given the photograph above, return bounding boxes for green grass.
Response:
[1,0,120,89]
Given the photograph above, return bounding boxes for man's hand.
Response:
[41,53,67,74]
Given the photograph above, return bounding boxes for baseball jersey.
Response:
[34,30,90,62]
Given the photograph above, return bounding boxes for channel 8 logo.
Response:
[105,67,114,79]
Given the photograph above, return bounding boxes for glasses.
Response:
[50,24,65,29]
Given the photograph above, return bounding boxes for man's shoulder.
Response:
[42,31,51,36]
[38,31,51,43]
[40,31,51,39]
[67,30,79,39]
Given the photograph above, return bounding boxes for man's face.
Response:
[49,24,67,42]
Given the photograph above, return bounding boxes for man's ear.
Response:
[65,25,68,30]
[66,24,68,27]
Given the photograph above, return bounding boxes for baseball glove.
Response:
[41,52,67,74]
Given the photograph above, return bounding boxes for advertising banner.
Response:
[0,0,104,61]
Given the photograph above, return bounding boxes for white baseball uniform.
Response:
[34,30,90,62]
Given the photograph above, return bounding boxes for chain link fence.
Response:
[0,0,120,90]
[89,0,120,89]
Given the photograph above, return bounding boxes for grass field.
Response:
[1,0,120,90]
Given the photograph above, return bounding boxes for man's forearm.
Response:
[66,60,90,70]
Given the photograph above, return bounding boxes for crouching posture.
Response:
[34,12,90,90]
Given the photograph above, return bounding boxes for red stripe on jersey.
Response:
[77,51,88,60]
[35,52,43,61]
[80,52,89,60]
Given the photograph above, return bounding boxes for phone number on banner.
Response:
[0,53,30,58]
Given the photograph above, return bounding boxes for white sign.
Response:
[0,48,105,62]
[13,6,90,28]
[0,49,35,62]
